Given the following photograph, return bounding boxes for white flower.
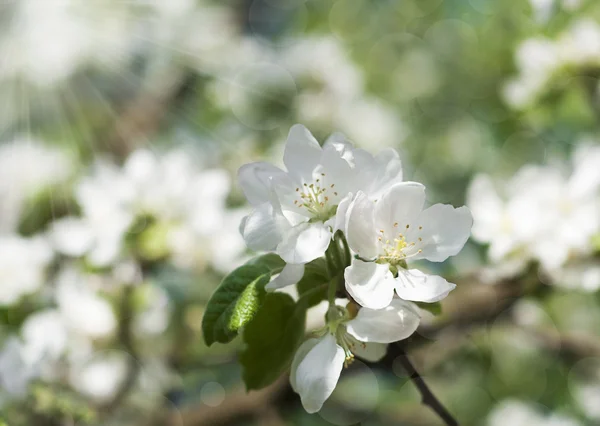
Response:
[343,182,472,309]
[21,310,69,366]
[467,174,536,262]
[487,400,582,426]
[69,353,128,402]
[239,124,403,285]
[52,148,243,271]
[55,268,117,339]
[523,167,599,270]
[134,284,171,335]
[543,259,600,292]
[0,338,38,398]
[468,146,600,274]
[50,159,135,267]
[0,139,72,233]
[291,299,420,413]
[0,236,52,305]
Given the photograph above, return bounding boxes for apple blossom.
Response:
[291,299,420,413]
[0,236,53,305]
[343,182,472,309]
[468,143,600,281]
[238,124,403,288]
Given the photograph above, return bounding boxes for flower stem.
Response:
[325,237,341,304]
[335,230,352,267]
[396,346,459,426]
[327,275,337,304]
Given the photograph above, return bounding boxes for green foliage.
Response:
[415,301,442,316]
[240,292,306,390]
[18,186,78,236]
[202,254,285,346]
[297,258,330,307]
[29,383,96,424]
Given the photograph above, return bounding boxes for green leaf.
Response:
[202,255,283,346]
[415,301,442,316]
[202,264,269,346]
[240,292,306,390]
[246,253,286,271]
[297,258,330,307]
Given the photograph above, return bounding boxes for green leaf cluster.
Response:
[202,253,334,390]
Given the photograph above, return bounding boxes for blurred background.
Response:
[1,0,600,425]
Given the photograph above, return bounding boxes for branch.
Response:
[168,375,290,426]
[396,345,459,426]
[99,285,141,414]
[95,67,197,160]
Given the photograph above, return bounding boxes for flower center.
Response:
[293,173,339,221]
[324,305,360,367]
[377,223,423,266]
[336,327,362,367]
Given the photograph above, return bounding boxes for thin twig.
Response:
[396,345,459,426]
[99,285,141,414]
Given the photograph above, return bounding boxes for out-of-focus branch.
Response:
[526,326,600,359]
[97,68,197,160]
[168,271,600,426]
[396,345,459,426]
[99,285,140,414]
[168,376,289,426]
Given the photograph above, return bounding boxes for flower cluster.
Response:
[503,18,600,108]
[0,139,246,415]
[467,142,600,289]
[487,399,582,426]
[238,124,473,412]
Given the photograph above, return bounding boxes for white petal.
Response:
[292,334,345,413]
[332,193,353,233]
[350,339,388,362]
[290,338,320,392]
[345,192,378,259]
[238,162,289,206]
[266,263,305,291]
[344,259,395,310]
[50,218,94,257]
[410,204,473,262]
[373,182,426,235]
[239,203,286,252]
[466,175,503,237]
[395,269,456,303]
[284,124,322,180]
[323,132,355,162]
[346,299,420,343]
[316,143,355,196]
[276,222,331,264]
[355,148,403,198]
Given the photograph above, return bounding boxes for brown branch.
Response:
[99,285,141,414]
[396,345,459,426]
[96,67,196,161]
[168,375,289,426]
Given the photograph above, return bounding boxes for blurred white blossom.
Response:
[51,148,245,271]
[487,400,582,426]
[468,143,600,286]
[69,353,128,402]
[0,139,73,233]
[0,236,52,305]
[504,19,600,108]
